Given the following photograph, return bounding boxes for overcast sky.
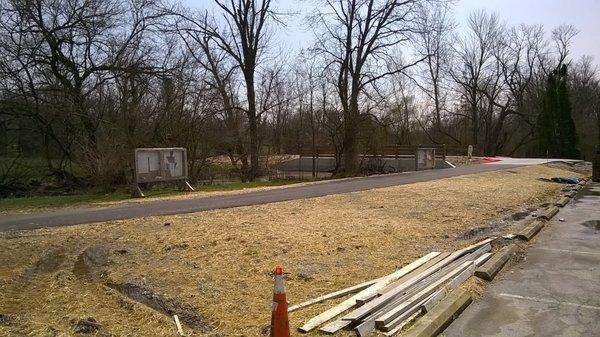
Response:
[184,0,600,64]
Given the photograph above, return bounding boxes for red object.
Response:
[270,265,290,337]
[482,157,502,163]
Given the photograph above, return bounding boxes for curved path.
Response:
[0,163,521,231]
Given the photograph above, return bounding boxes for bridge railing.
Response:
[298,144,468,161]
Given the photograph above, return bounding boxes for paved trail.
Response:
[445,182,600,337]
[0,163,520,231]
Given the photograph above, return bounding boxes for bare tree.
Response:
[312,0,430,175]
[176,14,251,179]
[0,0,165,173]
[413,2,456,143]
[570,56,600,157]
[482,24,546,155]
[450,10,502,152]
[191,0,279,181]
[549,25,579,71]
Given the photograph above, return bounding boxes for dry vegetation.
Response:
[0,165,584,337]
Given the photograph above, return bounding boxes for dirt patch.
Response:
[0,314,12,326]
[72,317,103,334]
[106,281,212,332]
[21,248,65,280]
[459,225,494,240]
[73,245,112,281]
[510,211,530,221]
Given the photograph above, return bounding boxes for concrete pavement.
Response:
[0,163,519,232]
[444,182,600,337]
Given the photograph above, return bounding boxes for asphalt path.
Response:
[0,164,519,232]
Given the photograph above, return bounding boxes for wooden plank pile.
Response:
[293,238,495,336]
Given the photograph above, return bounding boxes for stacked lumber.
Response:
[294,238,495,336]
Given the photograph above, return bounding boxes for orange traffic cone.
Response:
[270,265,290,337]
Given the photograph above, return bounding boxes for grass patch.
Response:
[0,179,306,213]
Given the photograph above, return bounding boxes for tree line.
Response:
[0,0,598,193]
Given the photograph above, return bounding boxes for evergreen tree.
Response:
[556,65,580,159]
[537,64,580,159]
[538,72,558,157]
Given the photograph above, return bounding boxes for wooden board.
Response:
[375,262,473,328]
[380,295,431,332]
[402,288,472,337]
[289,278,379,312]
[375,253,452,298]
[318,318,352,334]
[355,246,486,336]
[515,220,545,241]
[340,239,491,322]
[475,244,516,281]
[298,252,440,332]
[422,289,446,313]
[474,252,493,267]
[540,206,559,220]
[555,196,570,207]
[383,310,422,336]
[353,269,444,336]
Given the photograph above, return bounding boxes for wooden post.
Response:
[131,149,145,198]
[299,154,303,179]
[593,150,600,182]
[311,148,316,179]
[315,151,319,180]
[395,146,399,173]
[442,143,447,161]
[415,148,419,171]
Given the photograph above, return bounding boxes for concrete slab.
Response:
[444,183,600,337]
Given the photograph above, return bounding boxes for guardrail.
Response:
[298,145,468,161]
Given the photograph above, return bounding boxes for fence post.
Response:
[315,151,319,180]
[395,146,399,173]
[442,143,447,161]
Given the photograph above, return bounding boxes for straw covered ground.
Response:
[0,164,584,337]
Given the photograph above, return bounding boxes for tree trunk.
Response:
[597,109,600,151]
[245,73,259,181]
[342,93,359,175]
[471,91,478,153]
[74,91,98,174]
[310,94,316,178]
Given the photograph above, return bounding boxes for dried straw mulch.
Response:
[0,164,583,336]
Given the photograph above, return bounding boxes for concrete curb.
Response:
[539,206,559,220]
[564,191,577,198]
[516,219,546,241]
[573,184,583,191]
[402,288,472,337]
[475,244,516,281]
[555,196,571,208]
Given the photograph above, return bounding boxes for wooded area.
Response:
[0,0,598,196]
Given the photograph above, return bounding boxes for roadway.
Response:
[1,158,560,232]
